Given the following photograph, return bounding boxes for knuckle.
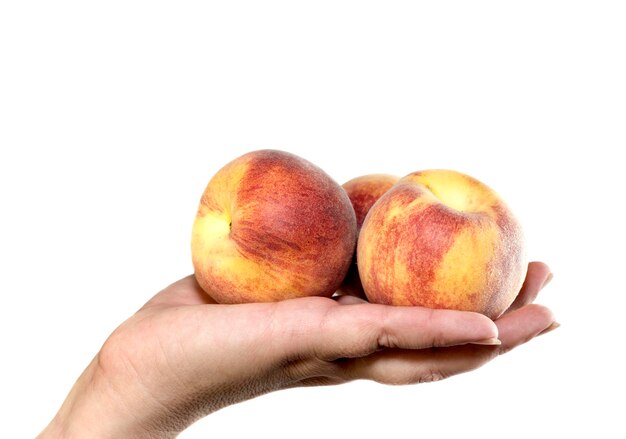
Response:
[373,307,396,349]
[418,368,446,383]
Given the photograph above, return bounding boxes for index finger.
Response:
[505,261,552,313]
[280,299,500,362]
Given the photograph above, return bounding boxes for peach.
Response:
[357,169,527,319]
[191,150,357,303]
[338,174,399,297]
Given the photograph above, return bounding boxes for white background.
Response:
[1,1,624,438]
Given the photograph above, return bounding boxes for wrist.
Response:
[38,356,174,439]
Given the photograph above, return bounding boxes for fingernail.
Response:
[471,337,502,346]
[542,272,554,289]
[538,321,560,336]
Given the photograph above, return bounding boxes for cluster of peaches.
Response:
[191,150,526,319]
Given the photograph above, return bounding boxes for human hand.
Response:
[39,262,556,438]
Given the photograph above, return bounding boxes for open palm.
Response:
[40,262,556,438]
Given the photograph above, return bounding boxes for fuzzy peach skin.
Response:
[338,174,399,297]
[191,150,357,303]
[357,170,527,320]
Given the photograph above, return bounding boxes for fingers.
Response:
[495,303,556,354]
[288,261,557,387]
[333,304,557,385]
[333,294,369,305]
[289,300,499,362]
[337,345,494,385]
[505,261,553,313]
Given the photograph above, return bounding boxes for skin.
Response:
[39,262,556,438]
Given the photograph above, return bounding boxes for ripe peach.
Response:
[357,170,527,319]
[191,150,357,303]
[338,174,399,297]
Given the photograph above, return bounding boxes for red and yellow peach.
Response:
[191,150,357,303]
[357,169,527,319]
